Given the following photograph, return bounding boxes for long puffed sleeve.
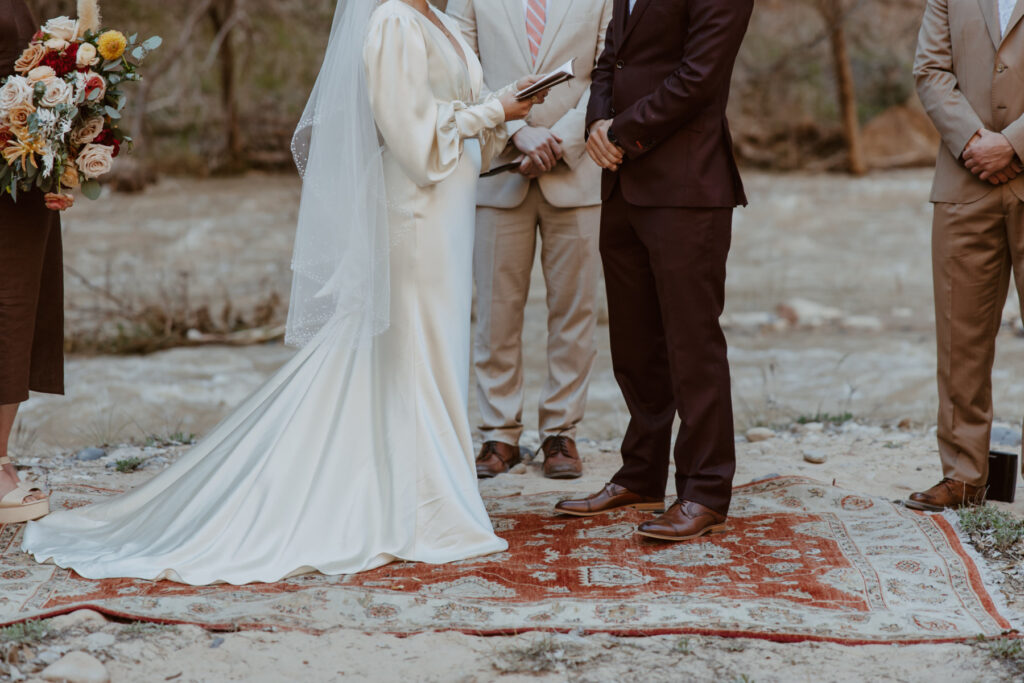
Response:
[364,9,507,186]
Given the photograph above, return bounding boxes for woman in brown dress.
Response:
[0,0,73,523]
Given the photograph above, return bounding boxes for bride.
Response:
[22,0,544,585]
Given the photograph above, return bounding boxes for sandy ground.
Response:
[6,170,1024,681]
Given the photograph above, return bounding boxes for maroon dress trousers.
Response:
[0,0,64,406]
[586,0,753,515]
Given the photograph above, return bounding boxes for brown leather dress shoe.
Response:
[541,436,583,479]
[637,500,727,541]
[475,441,521,479]
[905,478,985,512]
[555,482,664,517]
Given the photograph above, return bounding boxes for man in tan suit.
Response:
[448,0,613,479]
[909,0,1024,510]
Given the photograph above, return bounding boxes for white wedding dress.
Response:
[22,0,513,585]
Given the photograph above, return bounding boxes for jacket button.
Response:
[610,107,616,115]
[997,64,1007,73]
[615,60,624,69]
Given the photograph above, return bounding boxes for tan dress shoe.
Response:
[905,478,985,512]
[555,482,664,517]
[636,500,727,541]
[475,441,521,479]
[541,436,583,479]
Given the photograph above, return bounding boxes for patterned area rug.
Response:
[0,476,1016,643]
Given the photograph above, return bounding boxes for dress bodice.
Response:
[363,0,509,185]
[0,0,36,79]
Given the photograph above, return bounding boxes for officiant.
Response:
[0,0,71,523]
[449,0,613,480]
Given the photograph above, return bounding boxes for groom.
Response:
[907,0,1024,511]
[555,0,754,542]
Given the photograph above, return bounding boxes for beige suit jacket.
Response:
[448,0,612,209]
[915,0,1024,204]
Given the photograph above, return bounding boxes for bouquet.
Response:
[0,1,160,206]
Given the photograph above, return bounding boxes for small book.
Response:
[480,161,523,178]
[515,58,576,101]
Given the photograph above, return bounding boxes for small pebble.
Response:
[510,464,528,475]
[49,609,108,632]
[746,427,776,443]
[803,449,828,464]
[41,651,110,683]
[74,448,107,461]
[84,632,116,651]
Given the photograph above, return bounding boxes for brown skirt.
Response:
[0,190,64,405]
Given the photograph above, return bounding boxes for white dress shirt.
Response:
[1000,0,1018,37]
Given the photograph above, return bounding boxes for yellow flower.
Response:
[96,31,127,61]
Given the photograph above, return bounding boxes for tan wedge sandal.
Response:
[0,456,49,524]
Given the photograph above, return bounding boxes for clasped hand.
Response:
[586,119,623,171]
[512,126,563,178]
[963,129,1022,185]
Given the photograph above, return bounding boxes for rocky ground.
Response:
[5,170,1024,681]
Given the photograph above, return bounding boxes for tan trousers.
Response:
[933,184,1024,487]
[473,182,601,445]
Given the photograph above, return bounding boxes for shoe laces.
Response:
[478,442,499,461]
[546,436,574,458]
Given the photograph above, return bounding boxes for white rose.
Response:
[44,38,68,51]
[43,17,79,42]
[76,142,115,179]
[39,78,73,108]
[76,42,99,68]
[0,76,33,112]
[27,65,56,83]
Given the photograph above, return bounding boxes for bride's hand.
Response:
[499,76,549,121]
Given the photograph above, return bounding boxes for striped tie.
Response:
[526,0,546,64]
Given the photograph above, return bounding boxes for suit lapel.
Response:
[1002,1,1024,46]
[613,0,626,48]
[502,0,534,68]
[620,0,653,47]
[980,0,1003,49]
[534,0,576,68]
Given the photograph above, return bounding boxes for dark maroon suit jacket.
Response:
[585,0,753,208]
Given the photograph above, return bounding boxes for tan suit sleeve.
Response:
[1002,116,1024,161]
[913,0,985,159]
[547,0,613,170]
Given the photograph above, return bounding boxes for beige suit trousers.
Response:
[933,185,1024,486]
[473,182,601,445]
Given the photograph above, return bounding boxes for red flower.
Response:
[94,129,121,158]
[40,43,79,77]
[83,74,106,100]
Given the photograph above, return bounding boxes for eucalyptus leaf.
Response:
[105,106,122,120]
[142,36,163,50]
[81,180,102,200]
[129,32,138,44]
[132,46,146,61]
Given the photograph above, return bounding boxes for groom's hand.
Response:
[964,129,1020,184]
[587,119,623,171]
[512,126,563,173]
